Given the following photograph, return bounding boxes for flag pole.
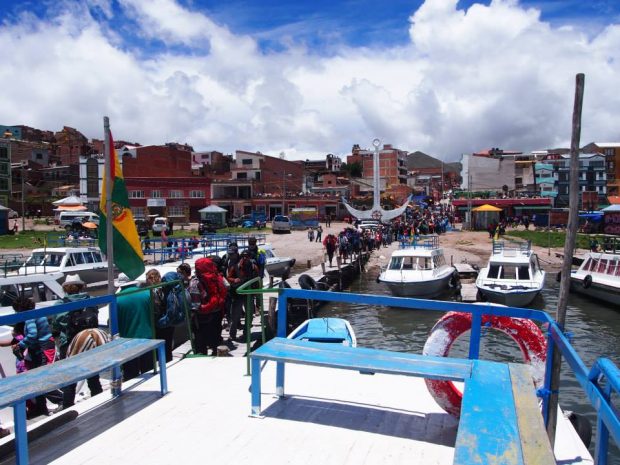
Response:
[104,116,115,295]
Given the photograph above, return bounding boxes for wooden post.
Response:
[268,297,277,332]
[321,262,326,274]
[307,259,312,269]
[546,73,585,445]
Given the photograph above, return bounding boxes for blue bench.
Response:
[0,337,168,465]
[250,338,554,465]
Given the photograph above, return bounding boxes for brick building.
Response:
[55,126,90,165]
[347,143,408,194]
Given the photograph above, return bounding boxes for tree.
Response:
[341,161,363,178]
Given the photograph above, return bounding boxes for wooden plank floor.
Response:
[0,357,592,465]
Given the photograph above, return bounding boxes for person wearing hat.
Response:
[52,273,103,410]
[226,248,258,343]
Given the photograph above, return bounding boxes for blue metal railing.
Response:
[273,289,619,464]
[398,234,439,250]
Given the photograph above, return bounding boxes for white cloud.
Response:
[0,0,619,162]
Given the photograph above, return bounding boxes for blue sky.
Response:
[0,0,619,160]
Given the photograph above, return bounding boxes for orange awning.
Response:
[82,222,97,229]
[53,205,87,211]
[608,196,620,205]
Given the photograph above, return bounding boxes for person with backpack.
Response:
[190,258,227,355]
[156,271,190,359]
[226,248,258,343]
[52,273,103,410]
[323,233,337,267]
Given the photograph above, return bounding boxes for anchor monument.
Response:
[342,138,411,222]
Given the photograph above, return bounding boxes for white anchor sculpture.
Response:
[342,138,411,222]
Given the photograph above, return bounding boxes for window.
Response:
[169,190,182,198]
[86,158,99,199]
[131,207,146,218]
[168,206,184,217]
[237,172,247,179]
[151,190,162,198]
[488,265,500,279]
[0,179,8,191]
[389,257,403,270]
[129,190,145,198]
[35,153,43,160]
[0,163,8,175]
[518,266,530,280]
[255,171,261,180]
[0,147,7,159]
[189,190,205,198]
[242,159,253,165]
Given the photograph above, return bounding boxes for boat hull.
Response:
[476,286,541,307]
[380,273,453,298]
[570,277,620,307]
[288,318,356,347]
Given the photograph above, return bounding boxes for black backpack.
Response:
[67,306,99,339]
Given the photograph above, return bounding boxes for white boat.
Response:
[16,246,110,285]
[378,235,456,298]
[476,240,545,307]
[288,318,357,347]
[191,243,295,278]
[569,250,620,306]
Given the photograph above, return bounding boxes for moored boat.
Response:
[476,240,545,307]
[16,246,110,285]
[378,235,456,298]
[288,317,356,347]
[569,250,620,306]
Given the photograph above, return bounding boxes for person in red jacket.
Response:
[189,258,228,356]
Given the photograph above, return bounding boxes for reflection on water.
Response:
[319,268,620,463]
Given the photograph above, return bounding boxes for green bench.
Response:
[250,338,555,465]
[0,337,168,465]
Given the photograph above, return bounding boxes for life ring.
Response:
[298,274,317,290]
[422,311,547,417]
[582,274,593,289]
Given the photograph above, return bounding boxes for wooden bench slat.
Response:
[454,360,524,465]
[0,338,164,408]
[509,363,556,465]
[252,338,473,380]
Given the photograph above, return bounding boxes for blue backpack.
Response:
[157,272,189,328]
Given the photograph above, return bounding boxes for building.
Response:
[582,142,620,197]
[347,143,407,193]
[54,126,90,165]
[407,151,460,199]
[0,140,11,207]
[460,152,516,193]
[553,153,607,208]
[534,163,557,200]
[80,142,212,222]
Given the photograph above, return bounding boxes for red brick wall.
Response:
[122,146,193,177]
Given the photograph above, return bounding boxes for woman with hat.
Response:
[52,273,104,410]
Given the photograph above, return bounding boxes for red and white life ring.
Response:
[422,311,547,417]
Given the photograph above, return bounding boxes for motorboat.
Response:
[288,317,357,347]
[569,250,620,306]
[16,246,110,285]
[476,240,545,307]
[191,243,295,279]
[377,235,456,298]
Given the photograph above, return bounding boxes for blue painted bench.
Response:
[0,337,168,465]
[250,338,555,465]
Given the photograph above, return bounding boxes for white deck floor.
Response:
[0,356,593,465]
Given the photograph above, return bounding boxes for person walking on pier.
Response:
[315,225,323,242]
[323,233,337,267]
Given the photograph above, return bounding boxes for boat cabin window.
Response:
[402,258,415,270]
[518,266,530,280]
[432,255,445,268]
[264,249,274,258]
[92,252,103,263]
[596,259,608,273]
[69,253,85,266]
[420,258,431,270]
[488,264,501,279]
[26,252,63,267]
[584,258,597,272]
[500,266,516,280]
[608,260,619,276]
[389,257,403,270]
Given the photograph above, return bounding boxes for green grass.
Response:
[0,227,269,249]
[505,230,598,249]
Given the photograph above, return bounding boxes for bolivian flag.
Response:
[98,130,145,280]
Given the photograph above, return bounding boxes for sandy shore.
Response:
[3,222,582,275]
[265,222,581,276]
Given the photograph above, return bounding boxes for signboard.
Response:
[147,198,166,207]
[604,212,620,235]
[290,207,318,229]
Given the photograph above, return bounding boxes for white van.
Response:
[58,211,100,228]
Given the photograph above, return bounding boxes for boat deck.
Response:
[0,357,592,465]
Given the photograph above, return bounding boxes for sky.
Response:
[0,0,619,162]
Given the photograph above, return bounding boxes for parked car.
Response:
[272,215,292,234]
[152,217,170,236]
[134,218,150,237]
[198,219,218,235]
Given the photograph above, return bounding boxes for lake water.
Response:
[318,266,620,463]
